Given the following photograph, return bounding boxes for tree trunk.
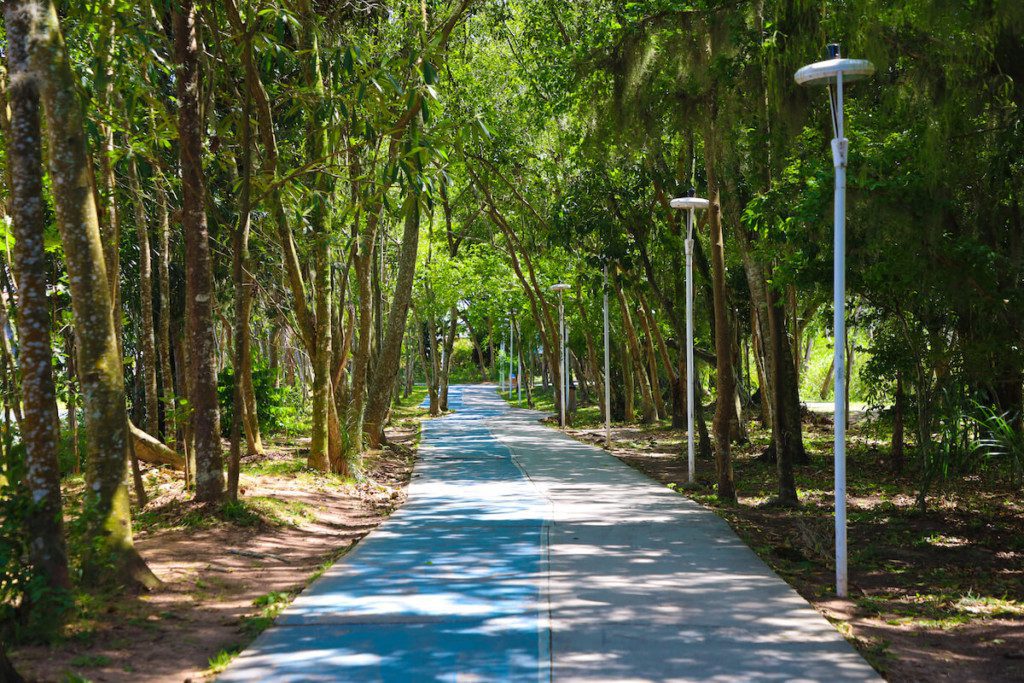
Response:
[26,0,157,587]
[635,293,666,419]
[364,199,421,447]
[128,157,160,438]
[3,6,70,612]
[175,1,223,503]
[462,314,488,382]
[155,182,176,444]
[620,343,635,422]
[892,373,905,472]
[820,354,834,400]
[439,308,458,411]
[705,108,737,503]
[227,64,254,502]
[613,272,657,423]
[766,286,799,504]
[428,315,442,416]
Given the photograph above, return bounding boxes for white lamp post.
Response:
[509,317,515,402]
[670,190,710,485]
[516,319,522,404]
[603,265,611,448]
[795,43,873,598]
[550,283,571,426]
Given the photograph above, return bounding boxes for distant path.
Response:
[221,385,878,682]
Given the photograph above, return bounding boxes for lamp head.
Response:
[794,44,873,87]
[670,194,710,211]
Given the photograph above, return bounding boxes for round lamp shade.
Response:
[549,283,571,292]
[670,197,710,211]
[794,58,874,87]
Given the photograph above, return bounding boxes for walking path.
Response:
[221,385,878,682]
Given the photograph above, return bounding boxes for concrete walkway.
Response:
[221,385,878,682]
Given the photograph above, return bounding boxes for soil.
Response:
[565,414,1024,683]
[11,416,421,683]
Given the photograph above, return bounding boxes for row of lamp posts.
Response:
[535,45,870,598]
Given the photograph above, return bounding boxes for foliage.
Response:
[217,362,295,436]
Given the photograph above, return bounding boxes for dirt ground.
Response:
[11,415,421,683]
[566,416,1024,682]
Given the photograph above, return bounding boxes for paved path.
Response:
[221,385,878,682]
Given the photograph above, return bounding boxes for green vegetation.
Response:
[0,0,1020,680]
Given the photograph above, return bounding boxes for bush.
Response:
[217,361,295,436]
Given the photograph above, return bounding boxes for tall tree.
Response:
[174,0,223,503]
[24,0,156,586]
[3,0,70,616]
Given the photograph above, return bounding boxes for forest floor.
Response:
[10,390,428,683]
[502,387,1024,682]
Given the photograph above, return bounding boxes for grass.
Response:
[239,590,295,637]
[135,496,317,532]
[206,648,241,675]
[241,455,356,491]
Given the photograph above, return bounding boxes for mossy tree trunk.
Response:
[174,0,223,503]
[24,0,157,587]
[3,0,70,615]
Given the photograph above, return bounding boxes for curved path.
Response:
[220,385,878,682]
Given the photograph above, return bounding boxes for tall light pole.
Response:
[796,43,873,598]
[603,265,611,448]
[550,283,571,426]
[509,316,515,402]
[516,318,522,404]
[670,191,709,485]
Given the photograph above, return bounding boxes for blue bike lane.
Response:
[219,385,551,682]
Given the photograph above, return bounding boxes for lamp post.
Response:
[509,316,515,403]
[516,319,522,404]
[670,190,710,485]
[550,283,571,426]
[795,43,873,598]
[603,265,611,448]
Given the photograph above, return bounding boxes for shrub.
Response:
[217,361,295,436]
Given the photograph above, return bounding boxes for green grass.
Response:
[135,496,317,532]
[393,386,430,419]
[239,590,295,637]
[207,648,241,675]
[242,457,308,477]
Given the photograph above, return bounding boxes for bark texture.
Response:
[704,108,737,503]
[4,0,70,603]
[128,157,159,437]
[25,0,157,586]
[175,0,223,502]
[364,200,421,447]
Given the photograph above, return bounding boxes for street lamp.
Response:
[499,337,505,392]
[603,264,611,448]
[509,316,515,403]
[549,283,571,427]
[516,319,522,404]
[795,43,873,598]
[670,190,710,486]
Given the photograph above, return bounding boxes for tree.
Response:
[174,0,223,503]
[23,0,157,587]
[3,0,70,620]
